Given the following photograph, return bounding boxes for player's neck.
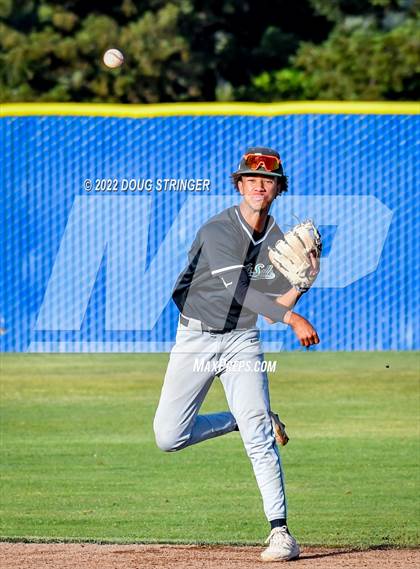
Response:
[239,202,270,233]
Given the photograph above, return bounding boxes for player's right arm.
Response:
[201,222,291,324]
[274,287,303,310]
[261,287,319,347]
[284,312,320,347]
[200,219,320,343]
[268,289,319,347]
[263,298,319,347]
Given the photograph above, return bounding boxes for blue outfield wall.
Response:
[1,107,419,352]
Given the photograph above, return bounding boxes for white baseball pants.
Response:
[153,317,287,521]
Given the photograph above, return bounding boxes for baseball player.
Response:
[153,147,320,562]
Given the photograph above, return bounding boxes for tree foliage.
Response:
[0,1,199,102]
[0,0,418,102]
[294,16,420,100]
[246,0,420,100]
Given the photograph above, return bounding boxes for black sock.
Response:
[270,518,287,530]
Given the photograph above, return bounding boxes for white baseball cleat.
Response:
[269,412,289,446]
[261,526,300,562]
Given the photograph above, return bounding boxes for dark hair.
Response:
[231,173,288,195]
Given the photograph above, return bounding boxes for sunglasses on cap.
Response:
[244,153,281,172]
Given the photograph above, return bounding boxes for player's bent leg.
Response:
[153,423,187,453]
[153,411,237,452]
[153,327,237,452]
[153,364,215,452]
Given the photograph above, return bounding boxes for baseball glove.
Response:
[268,220,322,291]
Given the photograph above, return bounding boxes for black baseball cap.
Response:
[232,146,284,178]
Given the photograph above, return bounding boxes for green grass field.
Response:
[0,352,418,547]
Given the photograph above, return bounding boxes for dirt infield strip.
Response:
[1,543,419,569]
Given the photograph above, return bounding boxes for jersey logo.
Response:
[221,277,233,288]
[245,263,276,280]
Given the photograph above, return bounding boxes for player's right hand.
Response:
[288,313,320,347]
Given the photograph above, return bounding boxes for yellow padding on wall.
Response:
[1,101,419,118]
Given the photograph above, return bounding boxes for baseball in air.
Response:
[103,48,124,69]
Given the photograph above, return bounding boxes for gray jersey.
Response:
[172,205,291,329]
